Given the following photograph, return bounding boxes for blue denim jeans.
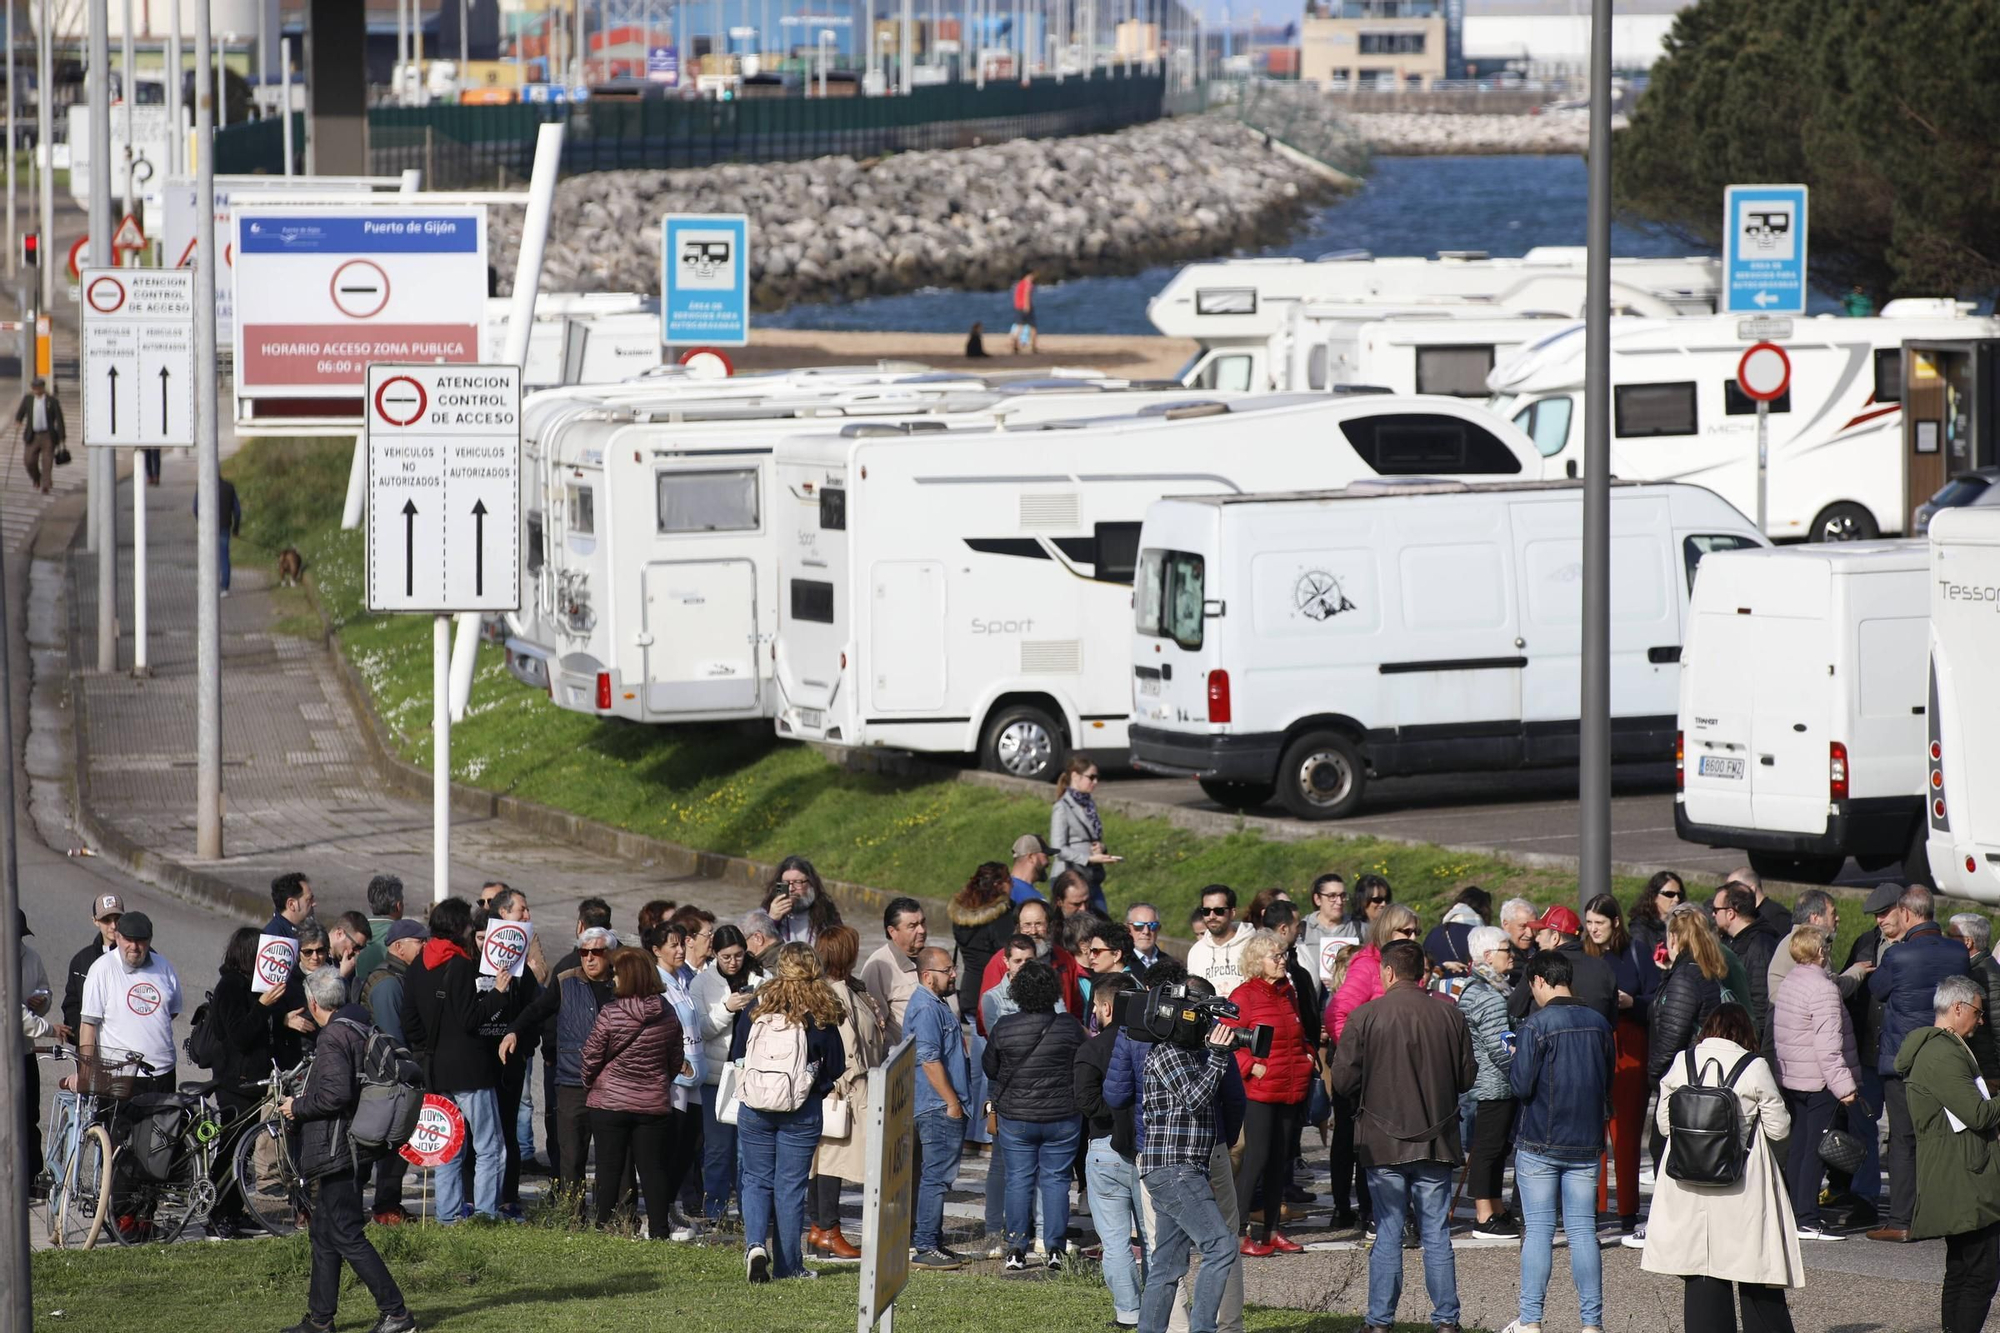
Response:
[1139,1162,1238,1333]
[999,1114,1079,1255]
[737,1100,822,1278]
[433,1088,503,1221]
[1086,1137,1146,1322]
[700,1081,739,1221]
[219,527,232,592]
[1364,1161,1459,1328]
[913,1108,965,1251]
[1516,1148,1604,1327]
[984,1129,1045,1241]
[515,1055,537,1160]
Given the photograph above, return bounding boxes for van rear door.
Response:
[1929,511,2000,900]
[641,560,760,715]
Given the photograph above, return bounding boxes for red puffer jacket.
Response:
[581,994,684,1116]
[1228,976,1314,1105]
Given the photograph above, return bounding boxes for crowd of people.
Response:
[21,824,2000,1333]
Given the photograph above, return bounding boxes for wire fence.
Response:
[1227,79,1371,177]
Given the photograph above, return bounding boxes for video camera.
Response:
[1116,982,1273,1059]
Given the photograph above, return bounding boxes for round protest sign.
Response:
[483,921,531,976]
[400,1093,467,1168]
[254,938,296,990]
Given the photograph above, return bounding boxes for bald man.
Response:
[908,946,970,1267]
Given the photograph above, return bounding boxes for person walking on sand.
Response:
[1012,270,1039,354]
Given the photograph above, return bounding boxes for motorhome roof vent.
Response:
[1162,402,1232,421]
[1437,250,1491,262]
[1315,249,1373,263]
[1342,479,1472,497]
[841,422,912,437]
[1138,400,1225,417]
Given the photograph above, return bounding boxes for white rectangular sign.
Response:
[67,104,184,210]
[366,363,522,614]
[235,206,488,398]
[79,267,196,449]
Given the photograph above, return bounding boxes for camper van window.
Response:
[1307,345,1330,392]
[1512,397,1573,458]
[1136,551,1166,635]
[656,468,759,534]
[1094,523,1143,584]
[1682,534,1762,592]
[1136,549,1205,650]
[567,485,596,535]
[790,579,835,624]
[1194,355,1254,393]
[1413,346,1497,399]
[1874,349,1904,404]
[1613,382,1698,439]
[1339,413,1524,475]
[1724,382,1791,415]
[819,487,847,531]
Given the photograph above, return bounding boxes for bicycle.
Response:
[110,1056,313,1244]
[33,1044,153,1250]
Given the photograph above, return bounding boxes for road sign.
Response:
[65,103,185,210]
[79,267,196,449]
[110,214,146,253]
[235,206,488,397]
[1735,316,1794,343]
[858,1037,915,1333]
[1724,184,1808,315]
[365,363,521,614]
[65,235,89,280]
[679,346,734,379]
[401,1093,467,1168]
[662,214,750,348]
[1736,341,1791,402]
[647,44,680,84]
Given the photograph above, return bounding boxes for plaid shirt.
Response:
[1139,1042,1230,1174]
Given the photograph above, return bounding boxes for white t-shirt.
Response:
[79,948,182,1074]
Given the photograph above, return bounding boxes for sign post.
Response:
[1723,184,1809,316]
[858,1037,915,1333]
[365,362,522,901]
[79,267,195,677]
[661,214,750,352]
[1735,341,1792,537]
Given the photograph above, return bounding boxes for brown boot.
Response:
[818,1228,862,1258]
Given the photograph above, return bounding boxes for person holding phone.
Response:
[1051,757,1120,916]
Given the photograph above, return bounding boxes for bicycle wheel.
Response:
[233,1120,302,1237]
[56,1125,113,1251]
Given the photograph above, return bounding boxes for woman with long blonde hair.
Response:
[1630,904,1728,1245]
[728,942,849,1282]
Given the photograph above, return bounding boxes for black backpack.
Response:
[182,991,223,1071]
[334,1017,426,1169]
[1665,1047,1760,1187]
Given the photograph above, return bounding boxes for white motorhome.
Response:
[1126,480,1763,818]
[769,395,1543,779]
[1925,507,2000,904]
[1286,311,1571,398]
[1676,542,1930,885]
[1486,303,2000,542]
[1155,249,1722,392]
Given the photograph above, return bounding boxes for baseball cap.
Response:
[116,911,155,941]
[384,918,430,946]
[93,893,125,921]
[1863,882,1906,915]
[1011,834,1051,859]
[1532,904,1582,936]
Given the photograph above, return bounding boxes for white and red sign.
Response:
[233,206,488,398]
[479,920,535,979]
[125,980,165,1016]
[251,933,298,995]
[79,266,196,449]
[1736,341,1792,403]
[400,1093,467,1168]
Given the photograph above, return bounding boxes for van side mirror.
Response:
[1202,599,1227,619]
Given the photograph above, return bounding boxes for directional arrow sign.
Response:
[365,363,520,614]
[80,267,195,449]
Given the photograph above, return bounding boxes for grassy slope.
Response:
[227,435,1869,954]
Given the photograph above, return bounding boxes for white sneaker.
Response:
[1500,1322,1542,1333]
[1619,1223,1647,1250]
[986,1242,1006,1260]
[669,1224,696,1242]
[1796,1224,1846,1242]
[747,1245,771,1283]
[1032,1238,1046,1256]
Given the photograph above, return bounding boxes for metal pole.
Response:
[132,442,147,673]
[900,0,911,91]
[1576,0,1610,907]
[216,32,227,128]
[433,614,450,902]
[168,0,183,174]
[0,238,29,1333]
[459,0,468,96]
[36,0,49,317]
[90,0,117,658]
[6,0,14,280]
[192,0,221,859]
[1756,399,1768,536]
[120,0,133,214]
[279,36,291,174]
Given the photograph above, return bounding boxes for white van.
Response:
[1486,303,2000,541]
[1925,507,2000,904]
[769,395,1543,779]
[1126,480,1763,819]
[1676,542,1930,885]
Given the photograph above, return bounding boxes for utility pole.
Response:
[168,0,183,174]
[36,0,50,316]
[193,0,222,859]
[0,0,24,1314]
[279,36,291,174]
[459,0,469,96]
[90,0,118,667]
[6,0,15,280]
[120,0,133,215]
[1577,0,1611,907]
[396,0,407,104]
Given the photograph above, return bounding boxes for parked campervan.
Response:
[1925,507,2000,904]
[1287,311,1570,398]
[1676,542,1931,885]
[1126,481,1763,819]
[1485,302,2000,542]
[769,395,1543,780]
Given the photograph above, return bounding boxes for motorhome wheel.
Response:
[983,705,1067,782]
[1811,503,1878,543]
[1276,731,1366,821]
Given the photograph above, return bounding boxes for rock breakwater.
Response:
[1350,109,1626,155]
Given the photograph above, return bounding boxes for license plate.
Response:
[795,707,823,729]
[1138,677,1161,697]
[1699,756,1745,780]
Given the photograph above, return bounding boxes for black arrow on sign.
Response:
[158,366,170,435]
[106,365,118,435]
[472,498,488,597]
[402,499,418,598]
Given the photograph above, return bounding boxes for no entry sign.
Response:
[480,920,535,978]
[401,1093,468,1168]
[1736,341,1792,402]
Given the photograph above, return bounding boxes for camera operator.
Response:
[1136,986,1247,1333]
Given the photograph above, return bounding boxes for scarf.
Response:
[1472,961,1512,995]
[1065,788,1103,842]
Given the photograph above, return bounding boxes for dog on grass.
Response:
[277,547,304,588]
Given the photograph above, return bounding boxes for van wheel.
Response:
[1198,779,1276,811]
[1746,851,1845,885]
[1902,823,1935,889]
[1276,731,1366,821]
[982,704,1066,782]
[1810,502,1879,543]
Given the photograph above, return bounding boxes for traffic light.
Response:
[21,233,37,268]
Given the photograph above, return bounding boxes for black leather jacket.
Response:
[1646,955,1722,1084]
[293,1003,371,1180]
[983,1009,1085,1122]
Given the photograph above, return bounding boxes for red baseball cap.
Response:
[1531,905,1582,936]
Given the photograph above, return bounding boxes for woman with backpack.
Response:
[197,926,283,1238]
[1641,1003,1803,1331]
[728,941,847,1283]
[580,948,686,1232]
[981,958,1086,1271]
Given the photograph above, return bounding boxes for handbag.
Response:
[1818,1123,1868,1177]
[715,1061,744,1126]
[53,444,71,466]
[822,1091,851,1138]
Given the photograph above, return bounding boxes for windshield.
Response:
[1512,396,1574,458]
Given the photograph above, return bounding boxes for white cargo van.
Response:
[1126,480,1763,819]
[1925,508,2000,904]
[1676,542,1930,885]
[770,395,1543,779]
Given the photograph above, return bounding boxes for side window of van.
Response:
[1137,550,1205,650]
[1512,396,1573,458]
[1614,382,1698,438]
[1195,355,1254,393]
[1682,534,1762,592]
[657,469,759,534]
[1874,349,1903,403]
[1724,382,1791,415]
[1340,413,1523,475]
[1413,346,1496,398]
[567,485,595,535]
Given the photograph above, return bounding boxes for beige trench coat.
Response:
[814,979,888,1182]
[1640,1037,1805,1289]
